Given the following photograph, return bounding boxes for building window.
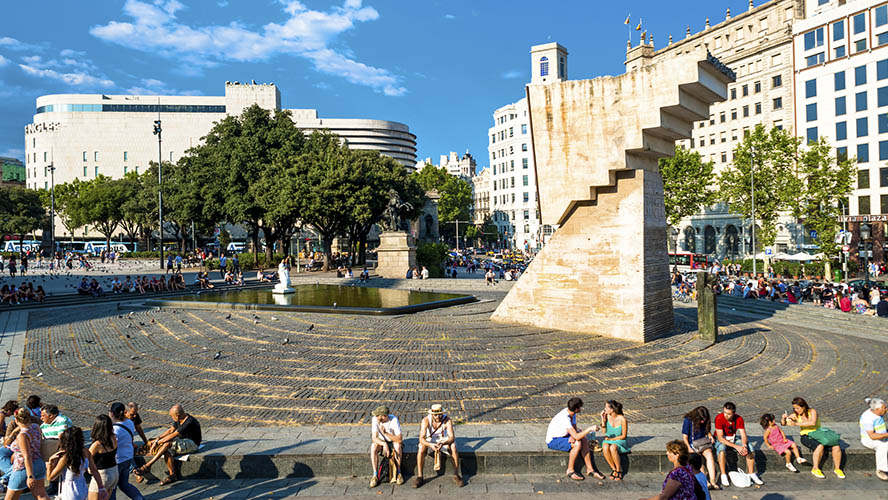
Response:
[540,56,549,77]
[559,57,565,78]
[834,20,845,41]
[836,96,847,115]
[755,102,762,115]
[773,97,783,109]
[878,5,888,27]
[721,152,727,163]
[82,151,87,161]
[882,195,888,214]
[510,160,515,170]
[806,103,817,122]
[881,167,888,187]
[806,79,817,98]
[837,146,848,162]
[123,151,128,161]
[806,53,825,67]
[731,129,738,141]
[881,140,888,160]
[135,166,139,174]
[855,39,868,53]
[83,166,87,177]
[522,158,528,168]
[859,195,871,215]
[730,88,737,100]
[858,143,870,162]
[710,115,715,125]
[772,75,782,88]
[879,32,888,47]
[743,105,749,117]
[522,175,528,186]
[879,86,888,107]
[858,117,869,137]
[835,71,846,90]
[856,65,867,86]
[853,13,866,35]
[521,143,527,152]
[835,45,847,58]
[42,152,46,162]
[837,121,847,141]
[880,114,888,134]
[523,192,529,203]
[509,127,513,137]
[742,84,749,97]
[804,27,824,50]
[879,60,888,80]
[123,166,128,174]
[94,166,99,177]
[857,91,868,111]
[859,169,870,189]
[720,111,726,123]
[731,109,738,120]
[807,127,818,144]
[754,81,761,93]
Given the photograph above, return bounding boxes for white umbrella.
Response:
[789,252,816,261]
[772,252,794,260]
[754,252,769,259]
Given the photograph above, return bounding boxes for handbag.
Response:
[691,436,712,452]
[807,428,841,447]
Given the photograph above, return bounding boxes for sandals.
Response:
[161,474,178,485]
[566,471,584,481]
[610,471,623,481]
[590,471,606,480]
[131,466,147,483]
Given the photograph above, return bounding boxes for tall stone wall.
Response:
[491,49,734,342]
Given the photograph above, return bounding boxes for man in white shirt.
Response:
[545,398,603,481]
[420,266,429,280]
[860,398,888,481]
[370,405,404,488]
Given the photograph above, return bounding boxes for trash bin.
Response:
[833,269,842,282]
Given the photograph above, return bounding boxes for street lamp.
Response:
[860,222,871,287]
[47,163,55,254]
[750,145,757,277]
[153,119,164,269]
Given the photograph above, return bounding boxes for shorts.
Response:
[89,466,119,493]
[547,437,575,452]
[715,435,754,454]
[171,438,199,455]
[8,459,46,491]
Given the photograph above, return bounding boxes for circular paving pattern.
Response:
[19,296,888,426]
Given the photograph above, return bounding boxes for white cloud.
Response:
[0,54,8,67]
[217,0,228,5]
[444,14,455,19]
[502,70,522,79]
[0,37,41,52]
[19,64,115,88]
[313,81,330,89]
[90,0,406,96]
[124,77,202,95]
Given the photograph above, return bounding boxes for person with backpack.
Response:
[108,403,143,500]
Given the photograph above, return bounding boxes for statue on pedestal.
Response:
[272,257,295,294]
[381,189,413,233]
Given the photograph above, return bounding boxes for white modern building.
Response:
[486,43,566,252]
[23,82,417,189]
[793,0,888,262]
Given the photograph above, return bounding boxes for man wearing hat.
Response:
[414,404,463,488]
[370,405,403,487]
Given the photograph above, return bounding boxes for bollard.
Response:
[696,271,718,344]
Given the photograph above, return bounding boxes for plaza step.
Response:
[713,295,887,338]
[143,424,881,480]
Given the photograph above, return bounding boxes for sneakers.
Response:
[811,468,825,478]
[720,474,729,487]
[749,473,763,485]
[796,457,808,465]
[369,476,379,488]
[786,462,799,473]
[834,469,845,479]
[876,470,888,481]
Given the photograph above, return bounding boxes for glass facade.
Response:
[36,104,226,114]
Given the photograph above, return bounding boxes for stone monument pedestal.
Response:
[375,232,416,279]
[272,283,295,294]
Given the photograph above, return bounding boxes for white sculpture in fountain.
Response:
[273,257,295,294]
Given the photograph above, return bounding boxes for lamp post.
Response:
[153,119,164,269]
[48,163,55,254]
[860,222,871,287]
[750,145,757,277]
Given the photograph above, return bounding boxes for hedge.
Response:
[416,242,449,278]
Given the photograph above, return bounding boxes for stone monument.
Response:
[491,46,734,342]
[696,272,718,344]
[272,258,294,294]
[375,190,417,278]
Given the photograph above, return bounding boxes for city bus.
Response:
[3,240,43,253]
[668,252,711,272]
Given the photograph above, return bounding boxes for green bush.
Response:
[206,252,285,271]
[416,242,449,278]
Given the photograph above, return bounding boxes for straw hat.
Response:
[428,404,444,415]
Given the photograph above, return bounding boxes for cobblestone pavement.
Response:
[71,472,887,499]
[17,278,888,427]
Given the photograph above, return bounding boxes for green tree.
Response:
[659,146,716,250]
[717,125,800,248]
[0,186,45,251]
[76,175,126,248]
[51,180,84,242]
[795,138,855,276]
[118,172,154,248]
[412,166,472,241]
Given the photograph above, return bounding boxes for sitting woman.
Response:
[782,397,844,479]
[224,270,234,284]
[149,276,161,292]
[0,285,17,305]
[640,440,698,500]
[257,268,272,283]
[235,272,245,286]
[197,272,214,289]
[852,291,876,316]
[600,400,629,481]
[838,291,852,312]
[682,406,719,490]
[34,286,45,303]
[821,286,835,309]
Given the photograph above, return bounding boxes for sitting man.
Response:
[257,268,274,283]
[369,405,403,488]
[715,402,763,486]
[77,277,91,295]
[39,404,72,466]
[135,404,201,485]
[360,268,370,283]
[860,398,888,481]
[414,404,463,488]
[88,279,104,297]
[546,397,604,481]
[111,277,122,294]
[126,401,150,451]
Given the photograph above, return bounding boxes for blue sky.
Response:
[1,0,761,170]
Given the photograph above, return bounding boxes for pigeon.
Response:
[53,349,64,355]
[270,316,278,321]
[253,319,259,324]
[213,351,222,360]
[130,355,139,360]
[180,319,186,324]
[85,340,95,344]
[139,322,145,327]
[5,351,11,356]
[125,334,131,339]
[333,302,337,308]
[282,337,289,345]
[150,318,155,324]
[225,313,231,320]
[118,314,123,319]
[35,372,43,378]
[252,314,259,319]
[306,324,314,331]
[128,312,134,318]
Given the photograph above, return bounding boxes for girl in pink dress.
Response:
[760,413,807,472]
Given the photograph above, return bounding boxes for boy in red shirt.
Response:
[715,402,763,487]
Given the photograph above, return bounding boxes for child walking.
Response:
[760,413,808,472]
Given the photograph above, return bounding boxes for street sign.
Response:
[810,230,818,239]
[842,244,850,252]
[765,248,772,255]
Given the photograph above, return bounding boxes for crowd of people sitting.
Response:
[0,395,202,500]
[0,283,45,305]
